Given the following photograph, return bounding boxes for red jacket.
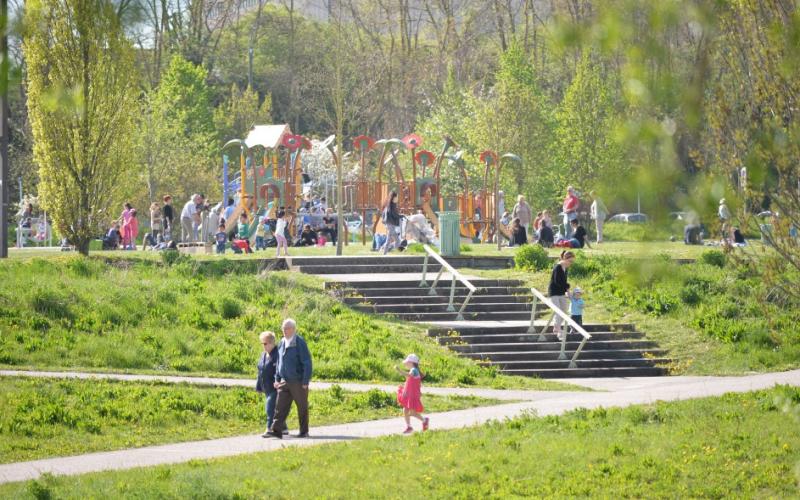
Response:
[563,194,580,213]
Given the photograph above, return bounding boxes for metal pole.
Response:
[0,0,7,258]
[447,275,456,312]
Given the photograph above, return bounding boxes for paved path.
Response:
[0,370,552,401]
[1,369,798,484]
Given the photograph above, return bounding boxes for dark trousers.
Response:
[569,314,583,333]
[271,381,309,434]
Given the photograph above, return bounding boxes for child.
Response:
[235,212,253,254]
[275,210,289,257]
[149,202,162,245]
[127,209,139,250]
[215,223,227,254]
[395,354,429,434]
[255,217,271,251]
[120,202,133,249]
[569,287,584,333]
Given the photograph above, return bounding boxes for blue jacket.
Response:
[256,348,279,394]
[275,334,313,385]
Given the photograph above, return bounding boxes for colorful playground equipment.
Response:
[221,124,311,237]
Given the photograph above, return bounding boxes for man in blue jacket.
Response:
[268,318,313,438]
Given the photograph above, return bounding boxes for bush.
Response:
[700,250,726,268]
[219,297,243,320]
[514,245,550,271]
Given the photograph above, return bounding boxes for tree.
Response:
[213,84,272,142]
[552,50,626,198]
[25,0,138,255]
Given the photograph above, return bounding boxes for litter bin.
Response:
[438,211,461,257]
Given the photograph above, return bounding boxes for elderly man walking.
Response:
[268,318,313,439]
[180,194,202,242]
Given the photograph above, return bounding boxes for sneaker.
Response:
[266,430,283,439]
[294,432,309,438]
[403,427,413,434]
[261,431,271,438]
[422,418,429,431]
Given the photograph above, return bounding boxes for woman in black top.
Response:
[510,218,528,246]
[381,190,402,254]
[162,195,174,239]
[548,250,575,340]
[569,219,591,249]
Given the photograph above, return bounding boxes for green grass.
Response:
[0,376,502,463]
[0,255,571,391]
[471,250,800,375]
[5,386,799,498]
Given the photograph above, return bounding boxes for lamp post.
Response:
[0,0,8,258]
[496,153,522,251]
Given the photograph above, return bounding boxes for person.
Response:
[295,224,318,247]
[511,195,532,239]
[162,195,174,241]
[275,210,290,257]
[500,211,511,227]
[267,318,313,439]
[589,191,608,244]
[381,190,402,254]
[256,331,280,437]
[733,227,746,245]
[149,202,162,246]
[569,287,584,334]
[539,210,554,247]
[127,209,139,250]
[562,186,580,239]
[235,212,253,254]
[320,208,337,245]
[21,203,33,228]
[497,191,506,221]
[532,212,544,236]
[510,218,527,247]
[395,353,429,434]
[557,219,590,249]
[181,194,202,242]
[102,223,121,250]
[224,197,236,222]
[548,251,575,340]
[255,217,270,251]
[718,198,732,244]
[215,224,228,254]
[119,203,133,249]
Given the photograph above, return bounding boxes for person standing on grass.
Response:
[256,331,281,438]
[127,209,139,250]
[718,198,732,244]
[512,195,532,240]
[381,190,402,254]
[275,210,290,257]
[396,353,429,434]
[268,318,313,439]
[181,194,202,242]
[548,251,575,341]
[562,186,580,239]
[149,202,162,246]
[589,191,608,244]
[162,195,174,241]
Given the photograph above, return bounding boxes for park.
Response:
[0,0,799,498]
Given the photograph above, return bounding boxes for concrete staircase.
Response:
[291,255,513,274]
[310,255,669,379]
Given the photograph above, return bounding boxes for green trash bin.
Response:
[438,211,461,257]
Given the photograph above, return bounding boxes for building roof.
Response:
[244,124,292,150]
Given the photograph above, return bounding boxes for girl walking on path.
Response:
[548,251,575,341]
[396,354,429,434]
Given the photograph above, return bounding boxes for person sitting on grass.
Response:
[215,224,227,254]
[295,224,318,247]
[103,223,121,250]
[568,287,584,334]
[510,217,528,247]
[396,353,429,434]
[556,219,591,249]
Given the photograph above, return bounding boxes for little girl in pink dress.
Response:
[396,353,429,434]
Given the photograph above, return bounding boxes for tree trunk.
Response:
[77,237,90,256]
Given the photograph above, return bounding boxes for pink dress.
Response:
[397,369,424,412]
[121,209,133,247]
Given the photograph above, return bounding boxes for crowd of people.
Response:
[255,318,429,437]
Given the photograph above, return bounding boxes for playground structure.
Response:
[220,125,521,246]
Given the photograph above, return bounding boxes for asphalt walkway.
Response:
[1,369,798,484]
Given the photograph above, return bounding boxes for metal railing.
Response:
[528,288,592,368]
[419,244,477,321]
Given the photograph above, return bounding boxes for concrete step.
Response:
[480,358,671,370]
[324,279,524,290]
[288,255,514,269]
[500,366,668,378]
[450,340,660,353]
[462,348,668,361]
[343,294,534,305]
[389,311,549,322]
[352,302,546,314]
[341,286,531,298]
[439,332,647,345]
[296,264,443,274]
[427,323,637,336]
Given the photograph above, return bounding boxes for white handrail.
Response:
[528,287,592,368]
[419,244,477,320]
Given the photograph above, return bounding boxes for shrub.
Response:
[700,250,726,268]
[514,245,550,271]
[161,251,190,267]
[220,297,243,320]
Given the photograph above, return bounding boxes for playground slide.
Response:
[421,201,439,234]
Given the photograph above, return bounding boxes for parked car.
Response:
[669,211,688,221]
[607,213,649,224]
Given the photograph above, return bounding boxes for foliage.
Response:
[6,387,800,498]
[213,84,272,143]
[0,377,498,463]
[514,244,551,271]
[700,250,726,268]
[0,256,568,390]
[601,222,675,242]
[23,0,138,254]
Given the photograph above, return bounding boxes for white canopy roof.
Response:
[244,124,292,150]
